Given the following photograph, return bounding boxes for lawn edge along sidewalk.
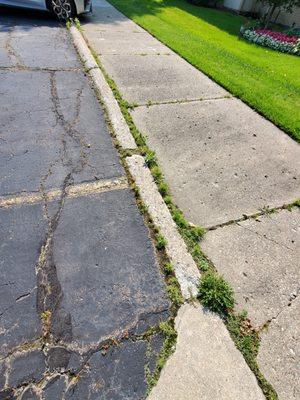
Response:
[69,24,267,399]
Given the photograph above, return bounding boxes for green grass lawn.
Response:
[108,0,300,141]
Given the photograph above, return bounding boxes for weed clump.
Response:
[167,277,184,306]
[198,272,234,314]
[156,234,167,250]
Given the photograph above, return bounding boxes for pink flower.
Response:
[254,28,298,44]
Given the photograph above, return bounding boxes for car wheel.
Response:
[50,0,76,20]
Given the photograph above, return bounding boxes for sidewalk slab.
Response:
[85,30,170,55]
[202,209,300,399]
[258,296,300,400]
[202,208,300,326]
[82,4,144,34]
[148,302,265,400]
[99,53,227,104]
[131,99,300,226]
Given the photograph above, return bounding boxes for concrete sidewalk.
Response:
[0,11,169,399]
[81,1,300,399]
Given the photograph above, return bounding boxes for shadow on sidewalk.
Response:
[88,0,244,37]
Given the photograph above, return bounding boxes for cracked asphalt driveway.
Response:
[0,10,170,399]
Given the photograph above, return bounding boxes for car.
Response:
[0,0,92,19]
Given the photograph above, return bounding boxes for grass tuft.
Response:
[145,150,157,167]
[164,262,174,275]
[198,272,234,314]
[226,313,278,399]
[156,233,167,250]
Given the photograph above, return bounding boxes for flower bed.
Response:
[242,28,300,56]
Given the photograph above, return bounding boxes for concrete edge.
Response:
[69,26,137,150]
[70,24,199,298]
[126,155,200,299]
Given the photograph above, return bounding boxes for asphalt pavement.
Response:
[0,8,169,399]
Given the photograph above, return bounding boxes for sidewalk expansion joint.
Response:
[205,200,300,232]
[0,176,128,208]
[132,95,233,109]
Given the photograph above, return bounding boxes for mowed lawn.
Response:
[108,0,300,141]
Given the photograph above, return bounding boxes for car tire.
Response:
[49,0,77,20]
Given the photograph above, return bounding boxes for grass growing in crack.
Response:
[167,277,184,307]
[226,313,278,400]
[156,234,167,250]
[41,310,51,340]
[164,262,173,275]
[198,272,234,314]
[285,198,300,210]
[146,321,177,393]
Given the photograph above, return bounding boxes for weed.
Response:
[260,205,275,215]
[151,165,163,183]
[172,209,189,229]
[164,262,173,275]
[198,272,234,314]
[74,18,81,30]
[226,313,278,399]
[167,277,184,306]
[156,234,167,250]
[41,310,51,339]
[146,321,177,393]
[145,150,157,167]
[287,198,300,209]
[158,182,169,196]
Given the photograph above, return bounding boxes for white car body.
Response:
[0,0,92,15]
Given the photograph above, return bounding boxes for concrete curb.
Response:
[126,155,200,299]
[69,26,137,150]
[70,24,199,299]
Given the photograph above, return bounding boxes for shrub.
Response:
[198,272,234,314]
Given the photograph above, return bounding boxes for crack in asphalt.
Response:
[0,66,82,72]
[4,25,25,68]
[36,173,73,345]
[49,71,89,175]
